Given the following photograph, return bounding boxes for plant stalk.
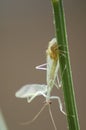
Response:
[51,0,80,130]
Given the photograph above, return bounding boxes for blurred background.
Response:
[0,0,86,130]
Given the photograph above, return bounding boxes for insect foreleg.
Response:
[35,63,47,70]
[54,76,61,89]
[55,64,67,89]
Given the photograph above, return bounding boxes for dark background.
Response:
[0,0,86,130]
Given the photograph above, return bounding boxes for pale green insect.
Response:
[15,38,65,130]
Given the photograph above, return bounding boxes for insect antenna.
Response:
[20,103,47,125]
[48,103,57,130]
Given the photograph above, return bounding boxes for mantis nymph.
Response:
[15,38,65,130]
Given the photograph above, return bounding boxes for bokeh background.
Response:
[0,0,86,130]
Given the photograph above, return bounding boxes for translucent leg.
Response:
[55,75,61,89]
[55,64,67,89]
[50,96,66,115]
[35,63,47,70]
[27,91,47,103]
[54,61,61,89]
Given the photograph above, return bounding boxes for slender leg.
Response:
[50,96,66,115]
[27,91,47,103]
[55,76,61,89]
[55,64,67,89]
[35,63,47,70]
[54,61,61,89]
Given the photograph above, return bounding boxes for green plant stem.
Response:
[51,0,80,130]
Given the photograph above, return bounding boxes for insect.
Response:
[15,38,65,130]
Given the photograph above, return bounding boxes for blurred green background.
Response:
[0,0,86,130]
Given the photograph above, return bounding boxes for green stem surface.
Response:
[51,0,80,130]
